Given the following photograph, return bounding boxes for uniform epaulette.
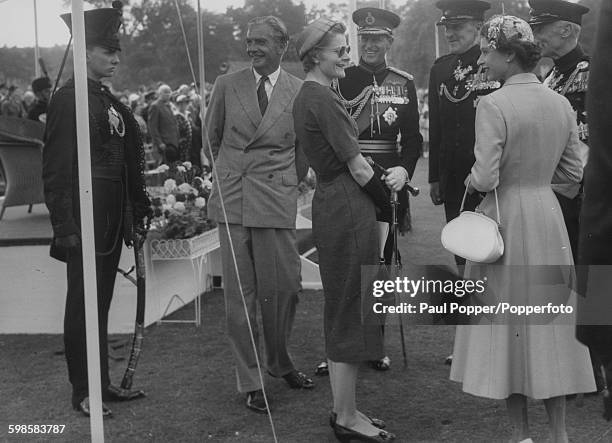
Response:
[388,67,414,81]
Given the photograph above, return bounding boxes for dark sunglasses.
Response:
[316,45,351,57]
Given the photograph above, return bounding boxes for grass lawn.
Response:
[1,289,611,442]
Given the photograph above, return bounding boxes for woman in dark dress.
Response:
[293,18,409,443]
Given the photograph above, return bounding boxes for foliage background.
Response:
[0,0,602,90]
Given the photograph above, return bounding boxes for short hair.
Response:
[480,22,541,71]
[247,16,289,47]
[563,20,582,39]
[157,84,171,95]
[301,22,347,73]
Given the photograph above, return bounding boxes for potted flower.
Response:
[147,161,218,259]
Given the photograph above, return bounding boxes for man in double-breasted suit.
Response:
[205,15,311,414]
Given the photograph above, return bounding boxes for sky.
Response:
[0,0,582,48]
[0,0,319,47]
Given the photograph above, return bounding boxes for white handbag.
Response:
[440,178,504,263]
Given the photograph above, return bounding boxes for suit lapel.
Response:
[249,70,293,145]
[232,69,261,130]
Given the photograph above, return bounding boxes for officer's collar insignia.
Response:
[577,61,589,70]
[108,105,125,137]
[365,12,375,25]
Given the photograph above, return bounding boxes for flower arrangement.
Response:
[148,161,216,239]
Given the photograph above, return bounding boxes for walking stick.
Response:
[121,227,146,390]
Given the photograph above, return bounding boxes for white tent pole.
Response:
[34,0,40,77]
[196,0,206,105]
[348,0,358,65]
[70,0,105,440]
[196,0,209,164]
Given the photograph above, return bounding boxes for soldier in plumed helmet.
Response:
[42,1,151,417]
[333,6,422,373]
[428,0,499,266]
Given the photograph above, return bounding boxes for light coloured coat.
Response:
[205,68,304,229]
[450,73,595,400]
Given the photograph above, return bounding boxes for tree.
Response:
[227,0,307,61]
[389,0,555,88]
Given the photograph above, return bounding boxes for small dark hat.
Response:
[144,91,156,101]
[295,17,341,60]
[352,7,400,36]
[528,0,590,26]
[31,77,52,93]
[60,1,123,51]
[435,0,491,26]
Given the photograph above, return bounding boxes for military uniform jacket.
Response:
[42,78,150,262]
[544,45,589,144]
[27,99,47,123]
[205,68,304,229]
[428,44,499,192]
[336,63,422,177]
[544,46,590,199]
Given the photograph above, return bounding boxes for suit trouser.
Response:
[218,223,301,393]
[64,178,123,405]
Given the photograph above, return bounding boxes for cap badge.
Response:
[365,12,375,25]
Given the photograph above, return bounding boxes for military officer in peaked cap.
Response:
[333,7,422,372]
[43,1,151,417]
[529,0,600,394]
[27,76,52,122]
[529,0,590,264]
[428,0,499,266]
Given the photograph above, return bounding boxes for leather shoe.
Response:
[103,384,146,402]
[315,361,329,376]
[246,389,268,414]
[283,370,314,389]
[332,422,395,442]
[369,356,391,371]
[330,411,386,429]
[74,397,113,418]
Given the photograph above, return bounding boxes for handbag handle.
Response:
[460,176,501,226]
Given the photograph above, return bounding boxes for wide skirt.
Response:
[450,186,595,399]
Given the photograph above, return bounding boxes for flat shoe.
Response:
[330,411,386,429]
[332,422,395,442]
[74,397,113,417]
[283,370,314,389]
[103,384,146,402]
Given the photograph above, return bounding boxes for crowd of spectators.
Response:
[0,78,213,171]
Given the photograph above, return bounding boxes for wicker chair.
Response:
[0,117,45,220]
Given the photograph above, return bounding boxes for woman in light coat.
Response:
[450,15,595,443]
